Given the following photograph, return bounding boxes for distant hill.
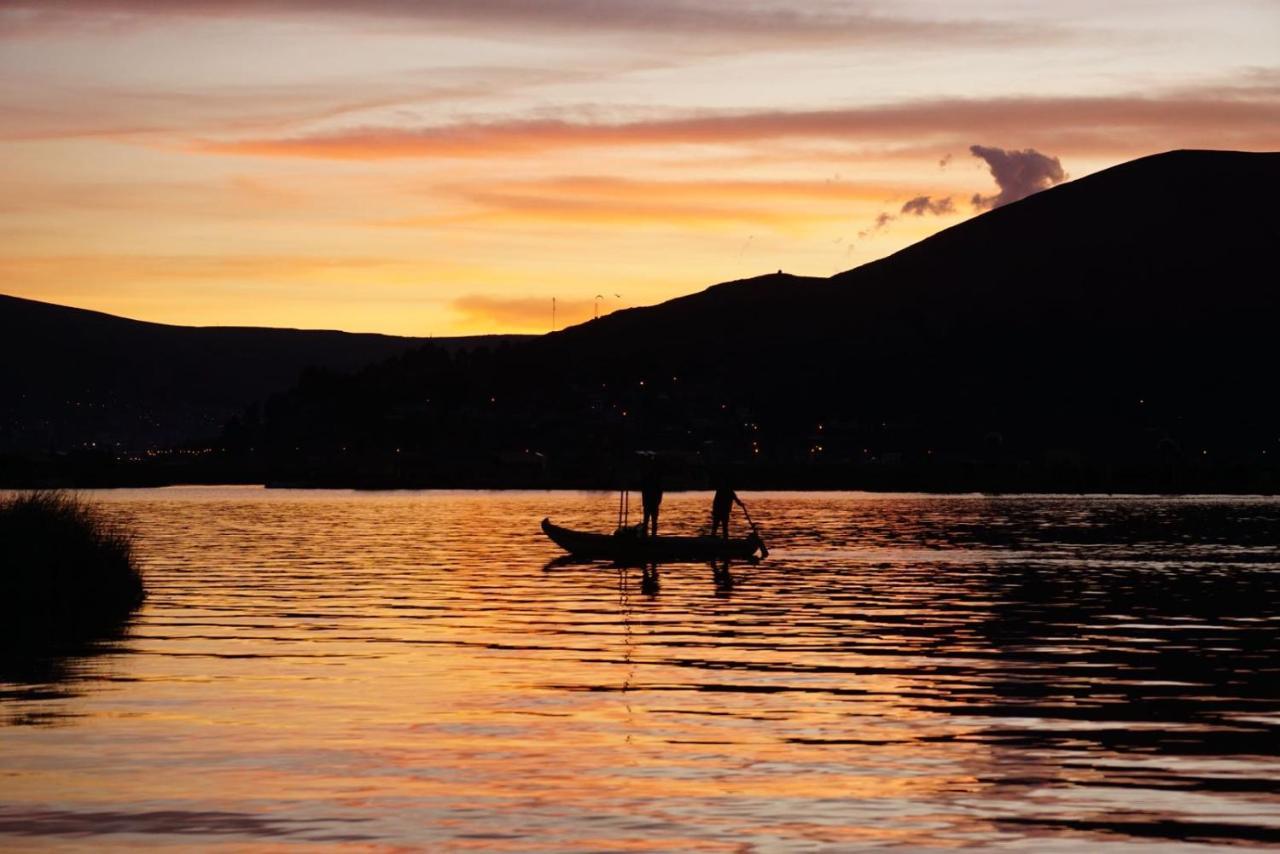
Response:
[6,150,1278,490]
[0,295,526,452]
[245,149,1279,490]
[540,149,1279,435]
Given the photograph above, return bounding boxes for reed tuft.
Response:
[0,490,144,641]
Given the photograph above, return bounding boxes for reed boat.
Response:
[541,518,764,562]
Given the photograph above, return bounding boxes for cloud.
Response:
[900,195,954,216]
[3,1,1061,51]
[463,175,899,203]
[194,86,1280,161]
[0,252,395,284]
[969,144,1066,210]
[0,66,590,142]
[397,193,812,231]
[859,192,955,239]
[857,211,896,240]
[379,175,892,232]
[451,294,595,331]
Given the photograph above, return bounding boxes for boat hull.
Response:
[541,518,762,562]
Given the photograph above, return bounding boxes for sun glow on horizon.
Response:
[2,2,1277,334]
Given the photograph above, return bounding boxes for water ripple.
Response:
[2,487,1279,850]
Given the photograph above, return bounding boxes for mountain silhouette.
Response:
[545,148,1276,410]
[0,295,525,453]
[246,150,1277,490]
[7,149,1278,491]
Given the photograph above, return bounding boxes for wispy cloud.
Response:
[195,84,1280,161]
[3,1,1062,51]
[382,175,896,232]
[0,67,591,141]
[458,175,902,203]
[0,251,399,280]
[900,195,955,216]
[398,195,822,231]
[857,211,897,240]
[856,144,1063,238]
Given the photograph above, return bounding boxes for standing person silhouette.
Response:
[640,459,663,537]
[710,482,743,539]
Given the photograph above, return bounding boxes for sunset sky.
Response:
[3,1,1278,335]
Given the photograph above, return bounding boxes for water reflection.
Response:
[1,488,1278,850]
[543,554,753,595]
[0,621,136,727]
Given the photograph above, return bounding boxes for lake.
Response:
[3,488,1279,850]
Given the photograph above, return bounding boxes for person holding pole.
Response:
[710,481,744,539]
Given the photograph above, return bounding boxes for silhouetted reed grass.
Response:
[0,490,144,642]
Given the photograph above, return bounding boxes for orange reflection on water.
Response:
[3,488,1280,850]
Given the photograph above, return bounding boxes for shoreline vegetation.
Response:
[0,490,144,643]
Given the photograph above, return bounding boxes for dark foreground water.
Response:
[2,489,1279,851]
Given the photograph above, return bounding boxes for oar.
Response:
[738,499,769,559]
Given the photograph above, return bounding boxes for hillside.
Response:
[545,149,1277,415]
[0,295,524,452]
[7,149,1277,490]
[244,150,1278,490]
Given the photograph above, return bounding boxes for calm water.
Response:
[3,488,1279,851]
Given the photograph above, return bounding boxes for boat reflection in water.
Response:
[541,552,755,596]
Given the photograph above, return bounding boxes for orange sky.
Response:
[2,1,1278,334]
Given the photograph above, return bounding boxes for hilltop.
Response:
[543,149,1277,420]
[251,150,1279,490]
[0,295,525,454]
[8,150,1279,491]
